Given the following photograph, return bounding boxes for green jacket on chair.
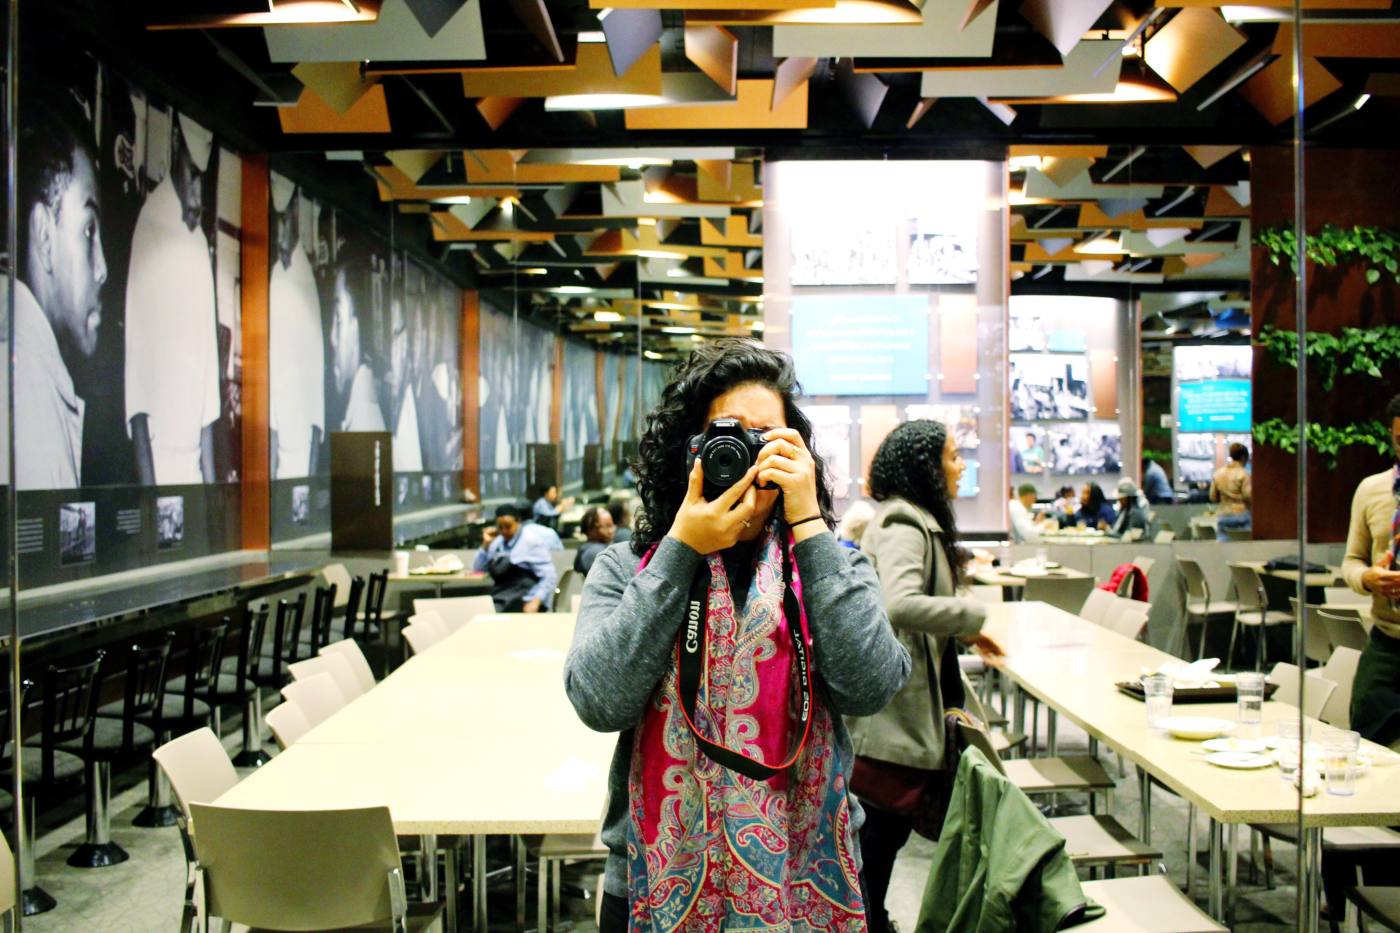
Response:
[915,747,1104,932]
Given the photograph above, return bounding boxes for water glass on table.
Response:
[1276,719,1310,782]
[1324,729,1361,797]
[1142,673,1173,729]
[1236,672,1265,738]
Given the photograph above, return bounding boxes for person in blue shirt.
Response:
[531,484,574,531]
[473,504,559,612]
[1140,458,1174,505]
[1073,482,1116,530]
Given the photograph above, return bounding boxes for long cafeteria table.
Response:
[982,601,1400,930]
[215,612,612,932]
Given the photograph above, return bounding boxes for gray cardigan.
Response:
[848,497,987,771]
[564,531,911,899]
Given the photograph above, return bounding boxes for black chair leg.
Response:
[132,736,180,828]
[68,760,129,867]
[19,798,56,916]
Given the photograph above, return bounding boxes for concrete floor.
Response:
[17,715,1321,933]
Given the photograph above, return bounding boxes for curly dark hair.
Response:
[630,339,834,556]
[867,420,966,587]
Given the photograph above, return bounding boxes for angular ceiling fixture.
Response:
[600,7,664,78]
[509,0,565,63]
[263,0,484,62]
[835,59,889,130]
[401,0,465,36]
[685,24,740,96]
[147,0,382,28]
[1019,0,1116,58]
[772,57,818,109]
[686,0,923,27]
[1142,8,1246,94]
[291,61,379,113]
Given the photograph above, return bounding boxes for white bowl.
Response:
[1160,717,1238,741]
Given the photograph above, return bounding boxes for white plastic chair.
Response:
[1024,576,1097,614]
[406,611,450,641]
[411,596,495,633]
[1227,562,1294,670]
[320,639,377,695]
[280,672,347,728]
[321,562,354,610]
[289,652,364,702]
[1152,530,1176,543]
[1318,647,1363,729]
[1320,608,1369,652]
[1079,588,1116,625]
[266,701,313,750]
[189,803,443,932]
[151,728,240,933]
[1109,608,1149,642]
[402,623,443,656]
[1323,586,1369,607]
[1266,662,1337,719]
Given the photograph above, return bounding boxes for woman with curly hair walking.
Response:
[853,419,1004,933]
[564,339,910,932]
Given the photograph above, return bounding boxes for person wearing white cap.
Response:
[268,173,326,479]
[124,111,222,485]
[1109,477,1150,539]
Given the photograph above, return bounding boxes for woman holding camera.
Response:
[853,420,1004,933]
[565,340,910,932]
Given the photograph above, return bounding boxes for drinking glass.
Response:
[1034,547,1048,568]
[1236,672,1265,738]
[1324,730,1361,797]
[1142,673,1173,729]
[1277,719,1310,782]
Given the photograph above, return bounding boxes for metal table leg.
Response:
[421,834,438,902]
[474,833,488,932]
[1300,827,1322,933]
[1012,685,1026,738]
[1138,768,1152,876]
[1226,824,1238,926]
[1047,709,1058,755]
[1208,820,1224,921]
[445,843,460,933]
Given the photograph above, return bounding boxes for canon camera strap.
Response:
[674,533,813,782]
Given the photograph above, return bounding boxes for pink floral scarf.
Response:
[627,522,866,931]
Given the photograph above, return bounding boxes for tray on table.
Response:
[1115,681,1280,704]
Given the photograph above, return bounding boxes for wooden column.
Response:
[240,155,270,550]
[550,336,564,445]
[462,290,480,497]
[595,352,609,468]
[1250,147,1400,542]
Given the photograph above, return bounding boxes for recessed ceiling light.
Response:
[661,326,697,334]
[635,249,687,260]
[552,285,593,294]
[594,310,623,322]
[644,350,664,360]
[543,93,669,111]
[665,267,690,277]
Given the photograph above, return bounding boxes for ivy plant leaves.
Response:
[1257,325,1400,392]
[1251,418,1390,467]
[1254,224,1400,285]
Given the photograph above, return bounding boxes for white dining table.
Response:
[982,601,1400,930]
[215,612,612,931]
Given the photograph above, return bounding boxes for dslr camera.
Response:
[687,419,778,500]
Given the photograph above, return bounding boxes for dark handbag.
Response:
[851,711,975,841]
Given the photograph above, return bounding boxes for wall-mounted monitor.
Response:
[791,295,930,396]
[1174,345,1252,434]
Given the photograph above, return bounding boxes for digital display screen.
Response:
[790,295,930,396]
[1178,379,1252,433]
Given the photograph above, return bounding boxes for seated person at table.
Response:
[1141,457,1174,505]
[575,505,615,576]
[473,504,558,613]
[531,484,574,531]
[1008,483,1055,543]
[1108,478,1150,539]
[1050,484,1079,522]
[1343,393,1400,750]
[1209,443,1252,541]
[1072,482,1115,530]
[608,499,633,544]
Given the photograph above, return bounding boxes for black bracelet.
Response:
[789,515,826,529]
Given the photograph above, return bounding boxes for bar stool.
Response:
[263,593,310,677]
[16,654,104,914]
[221,603,271,767]
[307,583,338,652]
[100,621,227,827]
[60,635,171,868]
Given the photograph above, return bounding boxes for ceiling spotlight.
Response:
[552,285,593,295]
[594,310,623,322]
[661,326,697,334]
[644,350,664,360]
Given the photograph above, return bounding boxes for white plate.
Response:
[1203,737,1268,754]
[1160,717,1238,741]
[1206,751,1274,770]
[1366,751,1400,768]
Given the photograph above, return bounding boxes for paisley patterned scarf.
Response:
[627,521,866,932]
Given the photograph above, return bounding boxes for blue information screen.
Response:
[790,295,930,396]
[1179,379,1251,433]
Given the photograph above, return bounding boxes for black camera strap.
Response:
[675,534,813,782]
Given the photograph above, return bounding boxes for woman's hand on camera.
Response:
[667,459,760,555]
[755,428,822,529]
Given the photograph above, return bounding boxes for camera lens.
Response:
[703,438,747,485]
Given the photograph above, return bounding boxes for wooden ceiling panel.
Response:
[684,0,923,24]
[772,0,997,58]
[918,41,1119,98]
[684,24,739,96]
[1143,9,1246,94]
[1237,54,1341,125]
[1018,0,1115,58]
[459,44,661,98]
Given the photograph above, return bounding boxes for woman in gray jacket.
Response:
[853,419,1004,933]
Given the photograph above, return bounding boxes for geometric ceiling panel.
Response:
[919,40,1119,97]
[460,44,661,98]
[291,61,378,113]
[1019,0,1115,57]
[1181,144,1239,169]
[278,85,393,133]
[601,9,664,77]
[402,0,466,37]
[1143,9,1246,94]
[684,0,925,25]
[1236,53,1341,125]
[773,0,997,58]
[1022,165,1164,200]
[264,0,484,62]
[624,78,807,128]
[602,179,732,218]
